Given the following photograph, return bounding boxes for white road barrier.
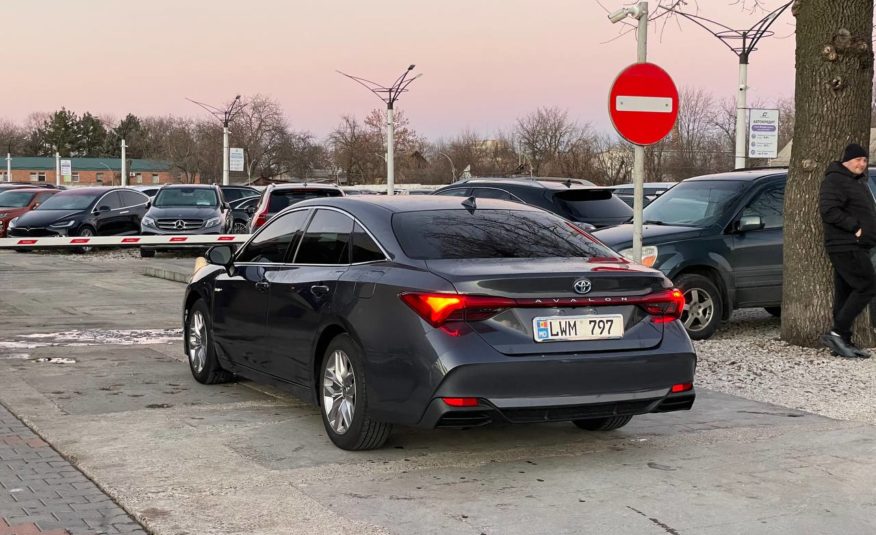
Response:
[0,234,250,248]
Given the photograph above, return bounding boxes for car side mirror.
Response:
[145,201,151,209]
[245,206,256,215]
[32,202,39,208]
[206,245,234,269]
[737,214,764,233]
[98,205,110,212]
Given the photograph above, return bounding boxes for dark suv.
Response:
[594,169,787,339]
[140,184,232,257]
[432,178,632,229]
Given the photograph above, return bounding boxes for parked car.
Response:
[0,188,59,238]
[139,184,232,257]
[611,182,677,208]
[249,183,345,232]
[594,169,787,340]
[0,182,66,193]
[129,185,161,198]
[432,178,632,229]
[7,187,149,252]
[184,196,696,450]
[220,185,259,203]
[228,195,260,234]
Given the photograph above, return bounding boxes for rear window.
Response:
[392,209,618,260]
[553,189,633,221]
[268,189,342,213]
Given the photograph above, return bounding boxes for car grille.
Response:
[8,228,59,237]
[156,219,204,231]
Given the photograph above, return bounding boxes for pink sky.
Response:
[4,0,797,139]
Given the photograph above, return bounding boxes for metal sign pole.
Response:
[632,1,648,264]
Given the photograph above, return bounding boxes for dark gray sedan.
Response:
[184,196,696,450]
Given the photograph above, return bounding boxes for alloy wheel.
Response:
[322,349,356,434]
[78,228,94,253]
[187,310,207,373]
[681,287,715,333]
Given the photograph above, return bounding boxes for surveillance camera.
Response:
[608,8,628,23]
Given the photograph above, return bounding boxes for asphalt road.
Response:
[1,250,874,535]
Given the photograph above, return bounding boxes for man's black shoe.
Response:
[845,340,872,359]
[822,332,869,359]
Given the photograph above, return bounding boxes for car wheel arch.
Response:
[672,265,732,321]
[310,322,365,405]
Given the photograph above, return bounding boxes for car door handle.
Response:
[120,210,130,214]
[310,285,330,298]
[255,281,270,292]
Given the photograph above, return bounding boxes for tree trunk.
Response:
[782,0,875,346]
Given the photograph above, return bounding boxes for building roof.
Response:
[5,157,172,172]
[771,128,876,167]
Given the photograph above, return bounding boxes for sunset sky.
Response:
[5,0,797,139]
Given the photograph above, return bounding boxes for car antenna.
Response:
[461,196,477,212]
[564,179,572,188]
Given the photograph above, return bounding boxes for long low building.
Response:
[0,157,185,186]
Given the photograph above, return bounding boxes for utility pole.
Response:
[121,139,127,187]
[609,2,648,263]
[5,153,10,183]
[187,95,245,186]
[55,152,60,187]
[658,1,793,170]
[338,65,422,195]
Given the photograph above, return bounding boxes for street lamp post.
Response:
[187,95,245,186]
[338,65,422,195]
[55,151,61,187]
[5,153,10,183]
[121,139,127,186]
[609,1,648,264]
[438,152,456,182]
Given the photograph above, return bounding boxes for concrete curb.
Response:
[143,265,190,284]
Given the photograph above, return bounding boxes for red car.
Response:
[0,188,59,237]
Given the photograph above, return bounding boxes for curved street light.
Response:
[438,152,457,182]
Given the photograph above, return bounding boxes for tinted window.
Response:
[0,190,36,208]
[351,223,385,263]
[237,209,310,263]
[742,184,784,229]
[154,188,218,207]
[222,188,257,202]
[99,192,122,210]
[293,209,354,265]
[643,180,746,227]
[553,189,632,221]
[435,188,470,197]
[472,188,517,202]
[120,191,148,207]
[392,209,618,260]
[36,191,101,210]
[268,189,343,213]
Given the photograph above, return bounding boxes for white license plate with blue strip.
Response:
[533,314,624,342]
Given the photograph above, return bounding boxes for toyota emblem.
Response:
[174,220,186,230]
[573,279,592,295]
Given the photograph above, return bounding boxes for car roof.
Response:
[612,182,678,188]
[685,169,787,182]
[269,183,342,190]
[446,178,601,190]
[291,194,541,214]
[159,184,217,189]
[54,187,122,194]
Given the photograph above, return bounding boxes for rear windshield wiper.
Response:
[643,220,666,226]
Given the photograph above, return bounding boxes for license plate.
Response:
[533,314,624,342]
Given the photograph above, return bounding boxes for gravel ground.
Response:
[696,308,876,425]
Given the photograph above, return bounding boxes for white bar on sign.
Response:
[616,96,673,113]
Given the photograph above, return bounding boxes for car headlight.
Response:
[8,217,18,228]
[619,245,659,268]
[205,217,221,227]
[142,216,156,228]
[49,219,76,228]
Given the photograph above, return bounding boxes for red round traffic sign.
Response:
[609,63,679,146]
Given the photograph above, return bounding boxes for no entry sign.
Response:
[609,63,679,146]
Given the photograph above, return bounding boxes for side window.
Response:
[351,223,385,263]
[437,188,470,197]
[99,192,123,210]
[293,209,355,265]
[34,192,55,205]
[237,210,310,263]
[121,191,147,207]
[472,187,516,202]
[742,184,784,229]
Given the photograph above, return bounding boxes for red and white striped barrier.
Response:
[0,234,250,249]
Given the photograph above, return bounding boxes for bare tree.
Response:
[230,95,288,182]
[329,115,382,184]
[782,0,875,346]
[514,107,579,175]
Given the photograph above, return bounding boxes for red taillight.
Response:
[639,288,685,323]
[400,293,515,327]
[442,397,479,407]
[671,382,693,393]
[253,210,268,230]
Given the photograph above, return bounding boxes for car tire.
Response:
[674,273,723,340]
[573,415,633,431]
[231,221,248,234]
[140,247,156,258]
[73,226,95,254]
[319,333,392,451]
[185,299,234,385]
[764,306,781,318]
[14,248,31,253]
